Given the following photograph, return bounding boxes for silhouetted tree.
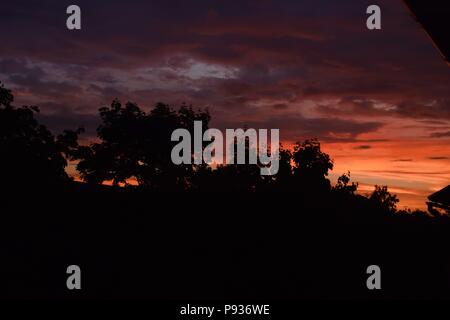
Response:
[291,139,333,192]
[0,83,13,107]
[76,100,210,190]
[200,132,262,192]
[370,185,399,213]
[1,83,433,221]
[333,171,358,196]
[261,146,293,192]
[0,83,82,188]
[397,208,429,217]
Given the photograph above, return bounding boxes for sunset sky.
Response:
[1,0,449,209]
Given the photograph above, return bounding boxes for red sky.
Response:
[1,0,449,209]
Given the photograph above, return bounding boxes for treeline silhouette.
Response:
[0,82,433,218]
[4,81,450,300]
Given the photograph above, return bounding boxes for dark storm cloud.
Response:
[216,113,383,142]
[365,170,450,176]
[0,0,449,139]
[0,59,45,76]
[317,97,450,121]
[430,131,450,138]
[394,100,450,120]
[36,109,100,138]
[354,145,372,150]
[271,103,289,110]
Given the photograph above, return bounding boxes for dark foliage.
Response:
[0,83,435,218]
[0,82,82,188]
[76,100,210,190]
[3,83,450,301]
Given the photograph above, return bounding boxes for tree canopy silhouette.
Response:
[370,185,400,213]
[0,82,82,188]
[291,139,334,193]
[0,84,434,217]
[333,171,358,196]
[76,100,210,190]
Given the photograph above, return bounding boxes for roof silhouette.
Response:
[403,0,450,64]
[428,185,450,207]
